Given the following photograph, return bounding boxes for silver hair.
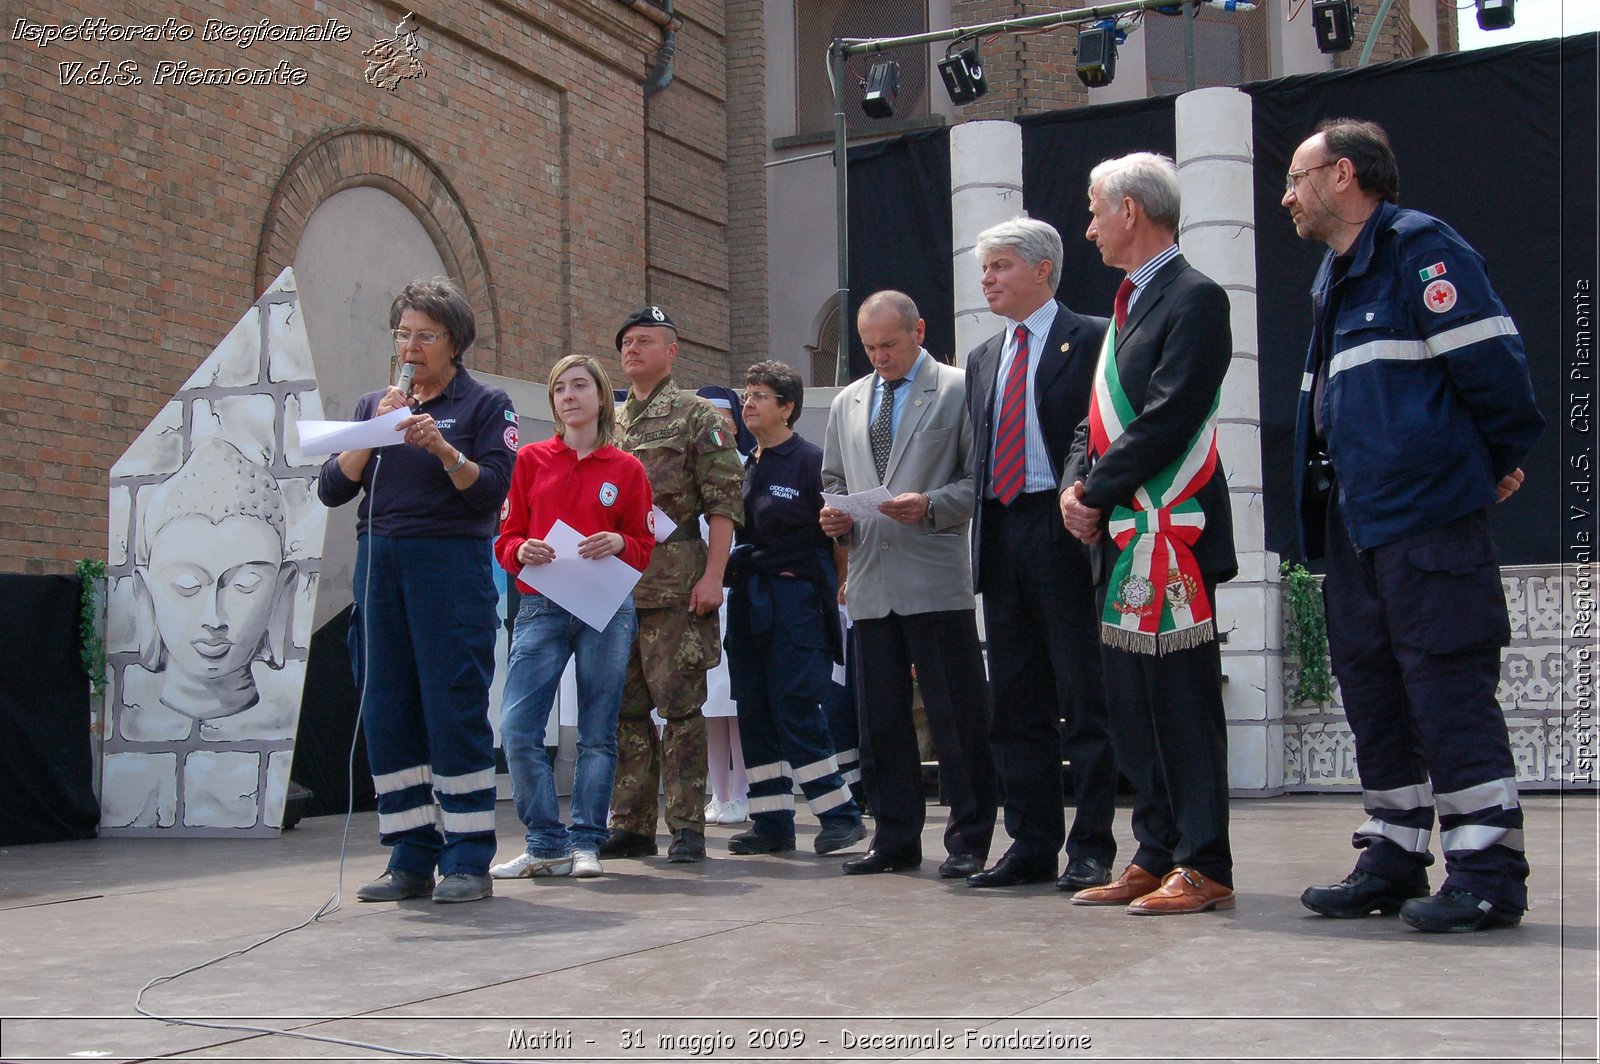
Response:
[972,217,1063,292]
[1088,152,1181,233]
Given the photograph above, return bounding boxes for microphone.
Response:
[396,361,415,396]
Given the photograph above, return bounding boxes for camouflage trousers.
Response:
[609,605,720,836]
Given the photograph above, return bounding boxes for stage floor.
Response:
[1,794,1594,1062]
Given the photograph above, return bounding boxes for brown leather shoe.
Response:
[1126,866,1235,915]
[1070,863,1162,906]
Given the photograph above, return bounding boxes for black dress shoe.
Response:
[1301,869,1429,918]
[1057,856,1113,891]
[937,853,985,879]
[1399,887,1522,933]
[967,853,1057,888]
[842,849,921,875]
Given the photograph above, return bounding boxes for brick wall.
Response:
[724,0,769,379]
[0,0,700,574]
[948,1,1091,120]
[643,2,733,386]
[1335,0,1458,67]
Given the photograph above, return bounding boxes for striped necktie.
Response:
[991,323,1029,505]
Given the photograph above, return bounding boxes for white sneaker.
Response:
[704,799,725,822]
[718,797,749,824]
[490,852,573,878]
[570,850,603,878]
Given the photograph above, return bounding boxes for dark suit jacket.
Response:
[1063,255,1238,583]
[966,300,1108,594]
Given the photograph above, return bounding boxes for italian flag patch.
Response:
[1418,262,1447,281]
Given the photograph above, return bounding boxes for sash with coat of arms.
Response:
[1085,318,1221,656]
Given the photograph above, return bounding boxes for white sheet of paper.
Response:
[651,505,678,543]
[518,519,643,632]
[822,486,893,521]
[295,406,411,455]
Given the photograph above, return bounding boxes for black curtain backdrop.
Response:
[293,595,517,820]
[292,604,376,818]
[847,128,954,378]
[1019,96,1178,319]
[1249,35,1596,565]
[1,574,98,845]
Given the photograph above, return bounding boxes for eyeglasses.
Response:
[1284,162,1336,193]
[392,329,446,346]
[742,391,776,405]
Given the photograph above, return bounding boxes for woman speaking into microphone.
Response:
[317,276,517,905]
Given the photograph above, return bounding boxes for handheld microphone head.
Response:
[397,361,415,395]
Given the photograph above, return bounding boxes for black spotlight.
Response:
[1311,0,1355,52]
[1075,25,1117,88]
[861,59,900,119]
[938,46,988,105]
[1474,0,1514,30]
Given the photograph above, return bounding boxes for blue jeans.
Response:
[501,593,637,856]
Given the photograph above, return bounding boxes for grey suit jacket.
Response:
[821,355,976,622]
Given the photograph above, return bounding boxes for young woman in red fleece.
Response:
[491,354,654,880]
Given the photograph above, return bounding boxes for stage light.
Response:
[1474,0,1514,30]
[1311,0,1355,52]
[1075,25,1117,88]
[937,46,988,105]
[861,59,900,119]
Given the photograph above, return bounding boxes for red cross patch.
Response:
[1423,279,1457,314]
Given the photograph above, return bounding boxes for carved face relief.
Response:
[145,514,284,676]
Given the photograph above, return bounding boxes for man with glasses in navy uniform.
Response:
[1282,118,1544,933]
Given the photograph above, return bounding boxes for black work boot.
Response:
[667,828,706,863]
[597,829,658,859]
[1400,888,1522,933]
[1301,869,1429,918]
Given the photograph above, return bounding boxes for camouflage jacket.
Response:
[619,376,745,608]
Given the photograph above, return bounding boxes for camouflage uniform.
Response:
[611,376,745,836]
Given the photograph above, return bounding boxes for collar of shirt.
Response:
[625,375,678,422]
[873,348,928,393]
[992,299,1057,423]
[1003,301,1058,367]
[1125,243,1181,313]
[414,366,468,410]
[872,348,930,438]
[755,432,803,460]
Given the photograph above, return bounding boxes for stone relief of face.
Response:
[133,440,298,720]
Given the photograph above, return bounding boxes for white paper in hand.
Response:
[295,406,410,455]
[821,485,893,521]
[518,519,643,632]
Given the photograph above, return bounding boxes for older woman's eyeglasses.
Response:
[392,329,445,346]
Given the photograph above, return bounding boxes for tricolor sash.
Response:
[1085,321,1220,655]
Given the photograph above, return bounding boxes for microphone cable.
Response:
[131,439,519,1064]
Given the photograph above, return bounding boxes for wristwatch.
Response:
[443,449,467,474]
